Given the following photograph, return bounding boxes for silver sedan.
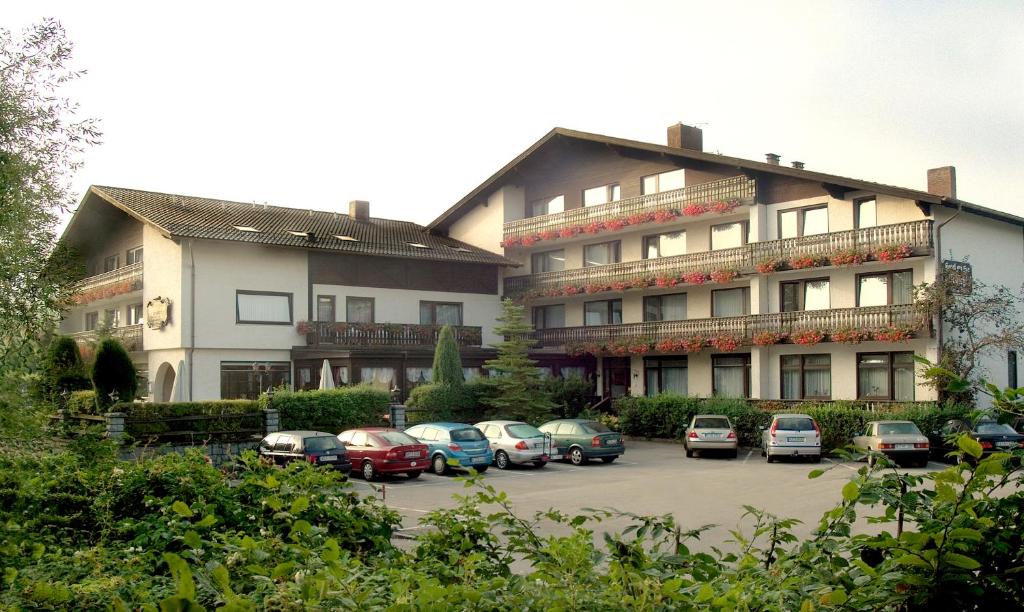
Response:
[684,415,739,458]
[853,420,930,467]
[474,420,562,469]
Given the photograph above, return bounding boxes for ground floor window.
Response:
[644,357,687,396]
[221,362,290,399]
[406,366,433,391]
[857,352,915,401]
[360,367,396,391]
[712,354,750,398]
[780,354,831,400]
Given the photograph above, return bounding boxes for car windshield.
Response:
[377,431,420,446]
[506,423,543,438]
[579,421,611,434]
[450,428,485,442]
[694,417,731,429]
[976,422,1017,435]
[303,436,342,452]
[876,423,921,435]
[775,417,815,431]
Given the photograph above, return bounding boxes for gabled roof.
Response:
[427,127,1024,230]
[72,186,518,266]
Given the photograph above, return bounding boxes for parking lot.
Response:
[347,440,949,552]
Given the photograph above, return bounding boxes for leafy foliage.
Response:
[431,324,464,386]
[262,385,388,431]
[406,382,480,423]
[114,399,262,441]
[38,335,90,406]
[66,389,97,414]
[543,374,596,418]
[482,298,554,424]
[91,338,138,411]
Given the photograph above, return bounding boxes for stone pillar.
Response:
[263,408,280,434]
[105,412,127,439]
[389,404,406,429]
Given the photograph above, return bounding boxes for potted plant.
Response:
[791,329,826,345]
[752,331,787,346]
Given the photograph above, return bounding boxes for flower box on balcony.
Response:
[831,328,872,345]
[875,244,913,262]
[752,331,787,346]
[791,329,826,346]
[709,269,738,284]
[873,326,914,343]
[709,333,741,352]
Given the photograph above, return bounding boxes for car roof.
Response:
[273,430,336,438]
[474,420,527,427]
[415,422,476,430]
[868,420,916,425]
[772,413,814,419]
[693,414,732,419]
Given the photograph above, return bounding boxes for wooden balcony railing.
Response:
[533,304,924,348]
[504,220,934,296]
[306,322,483,348]
[70,324,144,352]
[75,262,144,293]
[503,176,755,240]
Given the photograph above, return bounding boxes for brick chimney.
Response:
[927,166,957,199]
[667,123,703,151]
[349,200,370,221]
[765,153,780,165]
[791,161,805,170]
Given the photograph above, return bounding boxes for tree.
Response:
[39,335,90,405]
[482,298,554,424]
[0,20,99,376]
[91,339,137,411]
[432,325,464,386]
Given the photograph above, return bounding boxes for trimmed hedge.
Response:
[67,390,98,415]
[115,400,262,441]
[406,383,481,424]
[263,385,389,432]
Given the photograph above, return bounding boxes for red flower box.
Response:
[755,259,783,274]
[520,235,538,246]
[562,285,580,295]
[709,199,740,215]
[500,237,521,248]
[792,329,825,345]
[655,338,681,353]
[710,269,738,284]
[789,254,824,270]
[630,277,651,289]
[829,249,866,266]
[682,203,707,217]
[584,283,606,294]
[653,209,679,223]
[752,332,787,346]
[876,244,913,262]
[605,219,626,231]
[559,227,579,239]
[628,341,651,355]
[538,230,559,241]
[610,280,632,291]
[582,222,604,234]
[655,275,678,288]
[682,271,708,285]
[831,328,871,344]
[709,334,741,352]
[681,336,706,353]
[873,326,913,343]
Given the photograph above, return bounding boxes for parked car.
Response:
[683,415,738,458]
[761,413,821,463]
[337,428,428,480]
[403,422,494,475]
[853,421,930,467]
[257,430,352,474]
[538,418,624,466]
[928,418,1024,463]
[474,420,564,469]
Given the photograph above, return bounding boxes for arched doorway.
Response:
[154,362,176,402]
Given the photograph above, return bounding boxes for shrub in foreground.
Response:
[263,384,388,431]
[91,338,137,411]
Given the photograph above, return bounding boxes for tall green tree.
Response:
[92,339,137,411]
[482,298,554,424]
[0,20,99,377]
[432,325,464,386]
[39,335,90,405]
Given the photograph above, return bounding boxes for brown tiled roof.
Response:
[87,186,518,266]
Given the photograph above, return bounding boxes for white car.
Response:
[683,414,738,458]
[853,420,930,467]
[474,420,562,469]
[762,413,821,463]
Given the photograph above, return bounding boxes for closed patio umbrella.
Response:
[319,359,335,390]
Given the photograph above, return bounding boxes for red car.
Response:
[337,428,429,480]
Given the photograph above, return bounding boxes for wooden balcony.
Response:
[70,324,144,352]
[533,304,924,349]
[503,176,755,240]
[504,220,934,296]
[73,263,144,305]
[305,322,483,348]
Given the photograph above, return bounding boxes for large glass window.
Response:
[85,312,99,331]
[126,246,143,265]
[529,195,564,217]
[406,367,433,390]
[221,362,291,400]
[583,183,621,206]
[781,354,831,400]
[531,249,566,273]
[780,279,830,311]
[317,295,336,322]
[643,294,687,321]
[713,354,750,398]
[583,241,621,267]
[643,231,686,258]
[712,288,748,317]
[533,304,565,329]
[420,301,462,325]
[857,270,913,306]
[858,352,915,401]
[346,297,374,323]
[103,254,119,273]
[236,291,293,324]
[711,222,746,250]
[644,357,687,396]
[641,168,685,194]
[779,205,829,239]
[128,303,145,325]
[584,299,622,326]
[360,367,396,391]
[856,198,877,228]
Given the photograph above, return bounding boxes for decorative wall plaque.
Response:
[146,296,172,329]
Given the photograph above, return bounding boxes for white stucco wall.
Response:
[143,224,185,349]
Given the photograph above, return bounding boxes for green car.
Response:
[538,418,625,465]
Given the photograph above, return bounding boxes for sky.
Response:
[9,1,1024,230]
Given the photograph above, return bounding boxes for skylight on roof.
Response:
[407,242,431,249]
[334,235,358,242]
[286,230,308,237]
[233,225,260,233]
[449,246,471,253]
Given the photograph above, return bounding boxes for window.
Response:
[778,205,829,239]
[713,354,750,398]
[103,255,119,273]
[641,168,685,194]
[317,296,336,322]
[781,354,831,400]
[643,231,686,258]
[406,367,433,390]
[236,291,293,324]
[583,183,621,206]
[103,308,120,328]
[128,303,144,325]
[1009,350,1018,388]
[85,311,99,331]
[346,297,374,323]
[644,357,687,396]
[857,270,913,307]
[531,249,565,273]
[712,288,748,317]
[711,222,746,250]
[360,367,396,390]
[857,352,915,401]
[529,195,564,217]
[126,246,143,265]
[533,304,565,329]
[420,301,462,325]
[643,294,687,321]
[220,362,291,400]
[583,241,620,267]
[584,299,622,326]
[780,278,830,312]
[856,198,877,229]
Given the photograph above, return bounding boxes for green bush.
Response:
[265,385,389,432]
[113,400,261,441]
[67,390,97,415]
[406,382,481,423]
[543,374,596,418]
[91,339,137,411]
[39,336,91,406]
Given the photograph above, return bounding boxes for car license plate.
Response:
[404,451,420,458]
[704,433,721,439]
[606,439,619,445]
[472,456,487,464]
[787,437,803,443]
[320,455,337,462]
[550,454,562,460]
[997,441,1017,448]
[895,443,913,450]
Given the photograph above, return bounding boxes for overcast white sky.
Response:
[10,1,1024,228]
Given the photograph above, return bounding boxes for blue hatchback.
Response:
[404,422,494,475]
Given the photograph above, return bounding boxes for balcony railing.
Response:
[70,324,144,352]
[504,220,934,296]
[503,176,756,240]
[75,262,143,292]
[306,322,483,348]
[533,304,924,348]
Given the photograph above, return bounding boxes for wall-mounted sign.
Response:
[146,296,172,329]
[942,260,973,295]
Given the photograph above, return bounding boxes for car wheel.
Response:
[601,456,617,464]
[475,465,489,473]
[406,470,421,479]
[361,460,376,481]
[569,447,587,466]
[532,460,546,468]
[495,451,511,470]
[432,454,448,475]
[685,447,694,458]
[766,452,775,464]
[729,449,738,459]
